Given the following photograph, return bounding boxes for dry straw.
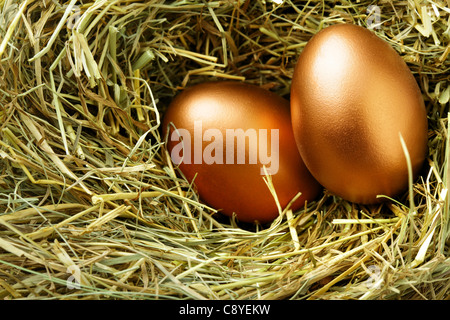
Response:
[0,0,449,300]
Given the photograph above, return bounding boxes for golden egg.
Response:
[290,24,428,204]
[163,81,321,223]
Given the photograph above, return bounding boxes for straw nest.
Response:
[0,0,449,300]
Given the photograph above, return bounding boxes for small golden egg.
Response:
[163,81,321,223]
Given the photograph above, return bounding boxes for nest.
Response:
[0,0,449,300]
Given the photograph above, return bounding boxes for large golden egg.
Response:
[290,24,428,204]
[163,81,321,223]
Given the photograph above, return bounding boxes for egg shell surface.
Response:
[290,24,428,204]
[163,81,321,223]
